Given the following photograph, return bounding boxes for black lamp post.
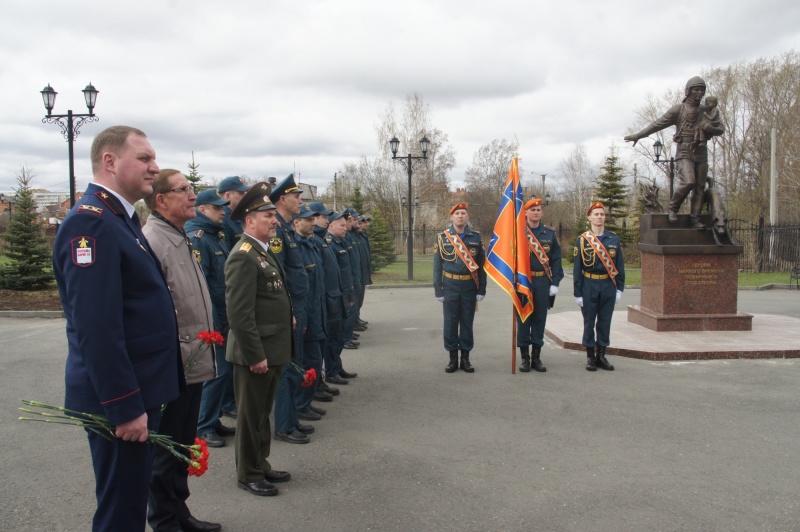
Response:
[333,172,338,211]
[40,83,100,208]
[652,139,675,202]
[390,136,429,281]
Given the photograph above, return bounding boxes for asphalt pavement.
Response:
[2,287,799,531]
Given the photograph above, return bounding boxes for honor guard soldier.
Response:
[185,189,237,448]
[518,198,564,372]
[52,126,183,531]
[225,183,293,496]
[433,202,487,373]
[573,201,625,371]
[269,174,312,444]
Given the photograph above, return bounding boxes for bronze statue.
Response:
[639,178,664,214]
[625,76,724,228]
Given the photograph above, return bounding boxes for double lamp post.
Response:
[40,83,100,208]
[389,135,429,281]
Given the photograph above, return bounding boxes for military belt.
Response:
[582,271,609,280]
[443,272,473,281]
[530,271,547,277]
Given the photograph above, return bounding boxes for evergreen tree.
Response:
[187,151,203,193]
[366,209,396,272]
[593,149,632,244]
[1,167,53,290]
[350,185,365,213]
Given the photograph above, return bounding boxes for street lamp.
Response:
[652,139,675,201]
[333,172,339,211]
[40,83,100,207]
[390,135,429,281]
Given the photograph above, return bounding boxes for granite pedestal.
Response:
[627,213,752,332]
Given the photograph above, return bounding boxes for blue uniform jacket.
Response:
[357,231,373,285]
[297,234,326,341]
[185,213,229,333]
[222,206,243,252]
[527,224,565,286]
[345,230,363,291]
[53,184,183,425]
[271,213,309,305]
[573,230,626,296]
[314,226,344,317]
[327,233,356,315]
[433,226,487,298]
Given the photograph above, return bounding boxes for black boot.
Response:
[519,346,531,372]
[586,346,597,372]
[460,350,475,373]
[445,350,458,373]
[531,345,547,373]
[596,346,615,371]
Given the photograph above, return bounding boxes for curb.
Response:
[0,310,65,319]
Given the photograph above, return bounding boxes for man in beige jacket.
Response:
[142,169,220,532]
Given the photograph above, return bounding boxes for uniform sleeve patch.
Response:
[194,229,205,238]
[77,204,103,216]
[193,249,202,263]
[71,236,96,267]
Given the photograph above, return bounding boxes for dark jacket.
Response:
[185,213,229,332]
[433,226,488,298]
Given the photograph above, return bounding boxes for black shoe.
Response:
[319,382,340,395]
[357,318,368,326]
[299,409,322,421]
[265,469,291,483]
[309,404,326,415]
[199,432,225,448]
[340,370,358,379]
[314,391,334,403]
[531,346,547,372]
[586,346,597,372]
[222,409,237,419]
[446,350,458,373]
[519,356,531,372]
[179,516,222,532]
[348,340,360,347]
[351,333,360,340]
[215,422,236,437]
[354,324,367,332]
[343,341,359,349]
[237,479,278,496]
[275,430,310,444]
[327,375,349,385]
[460,350,475,373]
[295,422,315,434]
[596,347,615,371]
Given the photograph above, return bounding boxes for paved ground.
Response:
[2,287,800,531]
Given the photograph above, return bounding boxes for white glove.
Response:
[435,296,445,303]
[575,297,583,307]
[615,290,622,305]
[549,285,559,296]
[476,295,485,301]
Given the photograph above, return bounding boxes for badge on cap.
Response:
[71,236,96,267]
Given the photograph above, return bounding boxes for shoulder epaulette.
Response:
[240,242,252,253]
[77,204,103,216]
[606,230,618,236]
[325,234,333,243]
[544,224,555,231]
[94,190,120,214]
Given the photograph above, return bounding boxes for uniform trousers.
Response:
[233,363,284,482]
[442,277,478,352]
[196,343,231,436]
[148,383,203,531]
[579,277,617,347]
[87,406,162,532]
[322,311,344,378]
[516,275,552,347]
[274,305,305,434]
[295,339,322,412]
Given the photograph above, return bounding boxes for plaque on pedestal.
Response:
[628,213,752,332]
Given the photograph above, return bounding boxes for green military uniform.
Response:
[225,232,293,483]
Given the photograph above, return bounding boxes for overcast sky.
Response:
[2,0,798,196]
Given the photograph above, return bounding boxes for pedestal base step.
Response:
[627,305,753,332]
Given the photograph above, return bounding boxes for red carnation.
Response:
[301,368,317,388]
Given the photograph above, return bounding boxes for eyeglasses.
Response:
[164,185,193,195]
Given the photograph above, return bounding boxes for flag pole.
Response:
[511,304,517,374]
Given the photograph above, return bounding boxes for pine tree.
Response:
[187,152,203,193]
[366,209,396,272]
[350,185,365,213]
[593,149,632,244]
[1,167,53,290]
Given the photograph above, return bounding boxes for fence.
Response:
[729,219,800,272]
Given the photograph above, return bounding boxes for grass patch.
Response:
[738,271,795,286]
[372,255,433,284]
